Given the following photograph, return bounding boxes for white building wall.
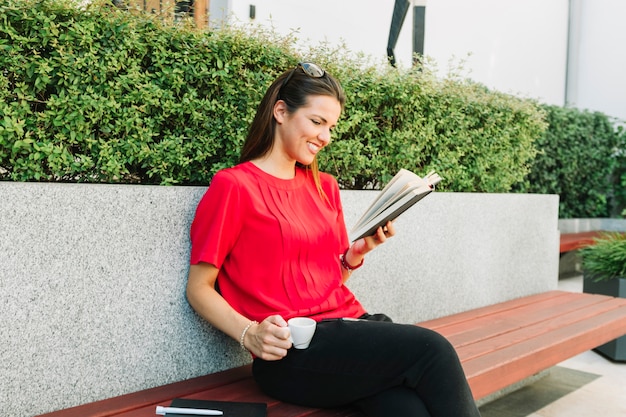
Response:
[569,0,626,122]
[423,0,569,106]
[210,0,625,120]
[210,0,405,65]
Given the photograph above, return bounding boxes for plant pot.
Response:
[583,274,626,362]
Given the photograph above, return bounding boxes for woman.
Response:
[187,62,481,417]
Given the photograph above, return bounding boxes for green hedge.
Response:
[321,64,544,191]
[0,0,295,184]
[513,105,625,218]
[0,0,545,192]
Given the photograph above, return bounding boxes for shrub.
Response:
[0,0,292,184]
[513,105,623,218]
[579,232,626,282]
[1,0,545,191]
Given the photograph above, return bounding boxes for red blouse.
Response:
[190,162,366,322]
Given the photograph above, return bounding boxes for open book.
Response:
[349,169,441,242]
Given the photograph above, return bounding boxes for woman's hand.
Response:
[243,315,293,361]
[351,220,396,258]
[340,221,395,282]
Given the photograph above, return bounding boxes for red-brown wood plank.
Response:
[302,408,363,417]
[454,296,626,363]
[419,291,626,399]
[463,304,626,399]
[108,377,270,417]
[559,231,605,253]
[430,292,620,348]
[35,365,254,417]
[418,291,569,331]
[153,376,362,417]
[115,382,361,417]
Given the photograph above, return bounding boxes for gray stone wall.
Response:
[0,183,559,416]
[558,218,626,233]
[343,191,560,323]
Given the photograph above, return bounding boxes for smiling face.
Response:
[272,94,342,168]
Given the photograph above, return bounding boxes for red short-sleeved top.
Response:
[190,161,366,322]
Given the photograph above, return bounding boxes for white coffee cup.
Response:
[288,317,317,349]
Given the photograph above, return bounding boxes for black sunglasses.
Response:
[280,62,325,91]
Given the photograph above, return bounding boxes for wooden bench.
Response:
[37,290,626,417]
[559,231,607,253]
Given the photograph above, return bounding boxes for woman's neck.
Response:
[250,157,296,180]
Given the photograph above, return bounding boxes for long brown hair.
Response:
[239,65,346,198]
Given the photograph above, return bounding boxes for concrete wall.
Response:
[558,218,626,233]
[0,182,559,416]
[343,190,560,322]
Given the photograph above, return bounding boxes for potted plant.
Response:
[579,231,626,361]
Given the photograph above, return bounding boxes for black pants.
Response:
[252,314,481,417]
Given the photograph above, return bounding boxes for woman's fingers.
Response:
[250,315,292,360]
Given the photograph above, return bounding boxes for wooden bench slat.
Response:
[452,297,626,362]
[161,378,362,417]
[462,304,626,399]
[436,292,623,348]
[560,231,605,253]
[429,292,596,339]
[418,290,570,330]
[36,365,253,417]
[112,374,361,417]
[117,388,361,417]
[266,402,359,417]
[179,377,267,401]
[302,408,363,417]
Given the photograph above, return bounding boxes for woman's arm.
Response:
[186,263,292,360]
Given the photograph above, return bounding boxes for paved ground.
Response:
[478,274,626,417]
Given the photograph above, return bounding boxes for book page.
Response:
[349,187,433,241]
[349,169,441,242]
[351,169,423,230]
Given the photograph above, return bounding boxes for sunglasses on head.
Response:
[280,62,325,91]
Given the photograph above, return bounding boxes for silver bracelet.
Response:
[239,320,258,350]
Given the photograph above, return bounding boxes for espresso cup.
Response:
[287,317,317,349]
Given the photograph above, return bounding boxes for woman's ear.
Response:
[273,100,288,124]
